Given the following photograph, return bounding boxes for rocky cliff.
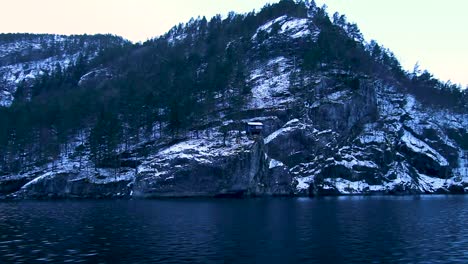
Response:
[0,1,466,199]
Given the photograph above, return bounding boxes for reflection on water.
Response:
[0,196,467,263]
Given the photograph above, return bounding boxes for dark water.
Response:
[0,196,467,263]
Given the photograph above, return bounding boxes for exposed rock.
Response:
[16,171,132,199]
[133,136,293,197]
[0,34,127,107]
[0,12,466,199]
[78,68,114,87]
[0,177,32,195]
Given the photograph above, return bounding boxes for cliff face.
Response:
[133,139,291,197]
[0,4,467,199]
[279,82,467,195]
[8,75,466,198]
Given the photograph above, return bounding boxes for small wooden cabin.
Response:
[246,122,263,136]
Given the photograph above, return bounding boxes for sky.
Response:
[0,0,466,86]
[314,0,468,88]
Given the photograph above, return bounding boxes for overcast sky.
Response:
[0,0,466,86]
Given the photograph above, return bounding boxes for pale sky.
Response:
[0,0,466,86]
[315,0,468,88]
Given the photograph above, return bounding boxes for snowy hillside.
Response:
[0,34,126,106]
[0,1,466,199]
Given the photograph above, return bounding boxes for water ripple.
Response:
[0,196,466,263]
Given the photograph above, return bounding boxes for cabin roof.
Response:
[247,122,263,126]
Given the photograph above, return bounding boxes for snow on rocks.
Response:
[377,96,404,122]
[430,110,468,130]
[387,162,429,192]
[326,90,351,102]
[317,162,415,194]
[0,35,122,107]
[453,150,468,180]
[159,132,254,161]
[78,68,113,87]
[401,130,449,166]
[247,56,295,109]
[280,18,313,39]
[158,139,214,164]
[167,33,187,45]
[0,52,84,107]
[417,174,448,192]
[322,178,384,194]
[21,171,58,189]
[333,156,379,170]
[295,175,314,192]
[264,126,294,144]
[138,128,256,179]
[404,94,417,112]
[269,158,285,169]
[252,15,319,41]
[253,15,288,38]
[358,130,386,145]
[264,118,302,144]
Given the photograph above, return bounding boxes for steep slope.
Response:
[0,33,128,106]
[0,0,466,198]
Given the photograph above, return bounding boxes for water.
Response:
[0,196,467,263]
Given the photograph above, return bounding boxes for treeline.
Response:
[0,33,128,67]
[0,1,312,172]
[301,6,467,110]
[0,34,131,172]
[0,0,466,174]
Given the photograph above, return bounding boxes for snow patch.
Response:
[383,162,417,190]
[269,158,285,169]
[418,174,447,192]
[264,127,293,144]
[327,90,350,101]
[280,18,311,39]
[0,52,84,107]
[168,33,187,45]
[295,175,314,191]
[453,150,468,179]
[335,157,378,169]
[358,131,386,144]
[401,130,449,166]
[248,56,294,109]
[323,178,385,194]
[405,95,416,112]
[21,171,56,189]
[252,16,319,41]
[252,15,288,39]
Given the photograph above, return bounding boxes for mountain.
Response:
[0,0,467,199]
[0,33,129,107]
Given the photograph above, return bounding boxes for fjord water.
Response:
[0,196,466,263]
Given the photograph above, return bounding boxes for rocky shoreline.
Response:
[1,12,466,200]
